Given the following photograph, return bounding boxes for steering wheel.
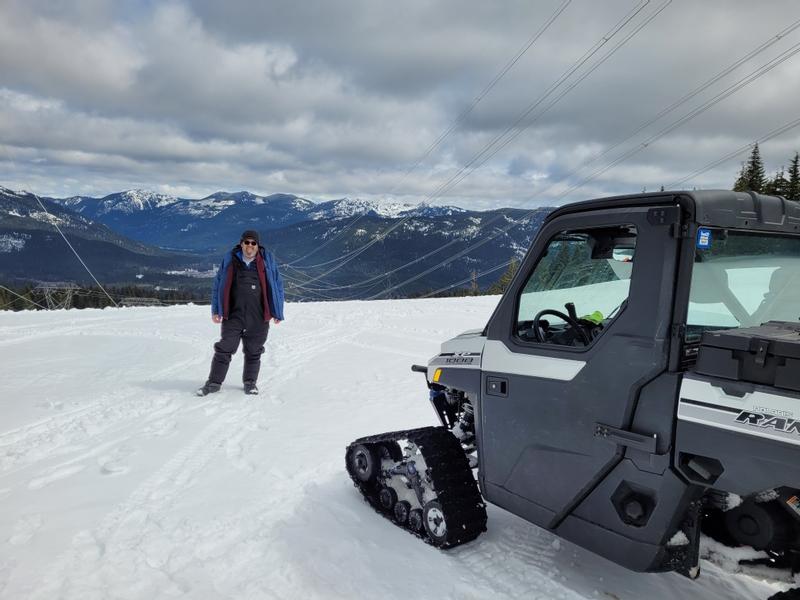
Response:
[531,309,592,345]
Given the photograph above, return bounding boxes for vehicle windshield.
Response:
[686,229,800,340]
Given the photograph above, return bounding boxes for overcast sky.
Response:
[2,0,800,209]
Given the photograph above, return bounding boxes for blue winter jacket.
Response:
[211,246,285,321]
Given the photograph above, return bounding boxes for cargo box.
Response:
[694,321,800,392]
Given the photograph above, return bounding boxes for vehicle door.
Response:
[479,203,680,528]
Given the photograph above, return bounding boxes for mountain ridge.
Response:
[1,185,551,298]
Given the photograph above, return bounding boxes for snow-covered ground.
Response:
[0,296,791,599]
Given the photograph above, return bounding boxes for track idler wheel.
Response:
[347,444,379,483]
[408,508,424,533]
[394,500,411,524]
[378,486,398,512]
[423,500,448,546]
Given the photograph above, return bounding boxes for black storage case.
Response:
[694,321,800,392]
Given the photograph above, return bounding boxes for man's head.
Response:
[240,230,260,260]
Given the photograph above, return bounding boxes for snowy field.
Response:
[0,296,790,599]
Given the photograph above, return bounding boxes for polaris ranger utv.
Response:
[346,190,800,597]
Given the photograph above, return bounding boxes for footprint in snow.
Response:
[143,418,178,438]
[34,399,64,411]
[28,464,86,490]
[98,444,136,476]
[8,514,43,545]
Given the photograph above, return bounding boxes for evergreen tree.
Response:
[745,143,766,192]
[788,152,800,201]
[733,144,767,192]
[764,167,789,197]
[487,259,519,295]
[733,161,749,192]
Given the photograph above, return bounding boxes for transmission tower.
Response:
[33,282,81,309]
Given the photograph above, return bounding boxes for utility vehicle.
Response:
[346,190,800,598]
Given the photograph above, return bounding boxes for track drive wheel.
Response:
[347,444,378,483]
[423,500,448,546]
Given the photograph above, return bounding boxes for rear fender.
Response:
[676,374,800,495]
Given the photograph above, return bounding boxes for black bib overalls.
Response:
[207,258,270,386]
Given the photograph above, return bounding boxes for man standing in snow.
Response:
[197,230,284,396]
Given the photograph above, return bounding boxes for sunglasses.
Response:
[242,240,258,246]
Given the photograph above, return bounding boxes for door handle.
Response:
[594,423,657,453]
[486,377,508,397]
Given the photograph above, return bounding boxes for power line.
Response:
[420,259,515,299]
[390,0,572,194]
[303,2,800,301]
[287,1,659,286]
[332,10,800,299]
[364,210,542,300]
[285,212,366,266]
[294,211,514,294]
[297,1,669,298]
[30,192,119,307]
[0,284,48,310]
[424,0,672,204]
[483,18,800,207]
[576,17,800,174]
[285,3,571,273]
[368,37,797,301]
[394,114,800,301]
[556,38,800,202]
[669,116,800,188]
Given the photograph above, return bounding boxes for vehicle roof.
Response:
[548,189,800,234]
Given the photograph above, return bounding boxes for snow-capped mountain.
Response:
[170,192,316,219]
[60,189,178,217]
[0,186,146,248]
[304,198,467,220]
[0,186,197,285]
[307,197,417,220]
[48,190,478,253]
[404,203,468,218]
[5,184,552,297]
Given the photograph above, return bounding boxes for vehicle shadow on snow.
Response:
[266,476,776,600]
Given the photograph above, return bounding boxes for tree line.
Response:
[733,143,800,199]
[0,284,207,311]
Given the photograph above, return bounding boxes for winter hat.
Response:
[240,229,260,244]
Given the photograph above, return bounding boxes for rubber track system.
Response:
[346,426,487,548]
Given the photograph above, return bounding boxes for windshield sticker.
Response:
[696,228,711,249]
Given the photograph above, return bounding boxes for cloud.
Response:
[1,0,799,208]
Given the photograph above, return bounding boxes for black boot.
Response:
[244,381,259,395]
[196,381,221,397]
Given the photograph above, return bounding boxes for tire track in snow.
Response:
[0,314,172,348]
[0,356,199,475]
[23,308,380,597]
[338,337,423,359]
[450,516,589,599]
[29,401,261,598]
